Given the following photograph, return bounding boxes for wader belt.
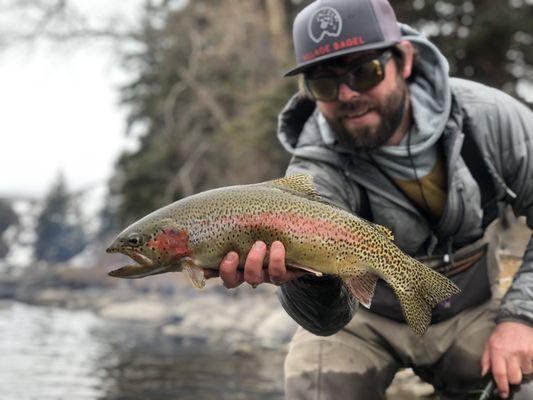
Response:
[417,243,488,277]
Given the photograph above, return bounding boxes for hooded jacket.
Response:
[277,25,533,336]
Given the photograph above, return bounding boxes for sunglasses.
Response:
[304,50,394,102]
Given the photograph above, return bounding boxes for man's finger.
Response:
[507,358,523,386]
[219,251,241,288]
[224,271,245,289]
[491,352,509,398]
[521,353,533,375]
[481,342,490,376]
[268,241,286,284]
[244,241,266,286]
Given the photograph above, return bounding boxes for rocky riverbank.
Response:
[0,261,298,349]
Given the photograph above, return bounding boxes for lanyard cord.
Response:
[407,126,432,216]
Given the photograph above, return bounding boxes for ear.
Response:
[398,40,414,80]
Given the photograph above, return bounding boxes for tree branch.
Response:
[176,66,229,127]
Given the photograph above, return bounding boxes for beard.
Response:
[324,76,408,152]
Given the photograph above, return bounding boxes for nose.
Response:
[337,83,360,102]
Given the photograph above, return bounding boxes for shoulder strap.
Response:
[460,129,499,229]
[357,182,373,221]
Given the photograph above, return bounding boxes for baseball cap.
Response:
[284,0,401,76]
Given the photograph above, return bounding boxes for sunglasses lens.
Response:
[347,59,384,92]
[306,77,338,102]
[305,56,386,101]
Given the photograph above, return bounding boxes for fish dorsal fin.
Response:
[267,174,347,211]
[268,174,321,200]
[372,223,394,241]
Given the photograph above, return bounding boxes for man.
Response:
[206,0,533,398]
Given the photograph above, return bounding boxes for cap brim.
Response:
[283,40,399,77]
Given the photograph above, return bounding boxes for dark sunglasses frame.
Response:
[304,50,394,102]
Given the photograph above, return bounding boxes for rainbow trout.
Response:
[106,174,459,335]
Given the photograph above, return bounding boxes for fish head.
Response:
[106,217,191,279]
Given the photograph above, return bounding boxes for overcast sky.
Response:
[0,1,142,199]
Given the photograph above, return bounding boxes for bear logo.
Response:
[308,7,343,44]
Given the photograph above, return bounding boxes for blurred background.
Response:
[0,0,531,399]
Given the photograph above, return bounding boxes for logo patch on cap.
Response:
[308,7,342,44]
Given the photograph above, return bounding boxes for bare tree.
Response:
[0,0,134,50]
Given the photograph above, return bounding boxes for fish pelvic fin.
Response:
[391,258,461,336]
[183,261,206,289]
[339,266,379,309]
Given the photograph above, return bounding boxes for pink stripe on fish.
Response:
[196,212,360,245]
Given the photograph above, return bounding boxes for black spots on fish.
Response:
[158,185,368,267]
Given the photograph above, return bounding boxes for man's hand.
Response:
[481,321,533,398]
[204,241,307,288]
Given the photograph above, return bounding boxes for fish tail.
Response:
[392,258,460,336]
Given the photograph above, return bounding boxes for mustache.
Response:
[337,100,375,115]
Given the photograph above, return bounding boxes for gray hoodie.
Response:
[277,25,533,335]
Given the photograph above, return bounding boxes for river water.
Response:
[0,300,285,400]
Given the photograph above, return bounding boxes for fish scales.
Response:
[107,174,460,335]
[155,186,364,271]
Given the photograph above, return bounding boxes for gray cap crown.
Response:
[285,0,401,76]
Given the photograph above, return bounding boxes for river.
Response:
[0,300,285,400]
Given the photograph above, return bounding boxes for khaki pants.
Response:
[285,219,533,399]
[285,300,495,399]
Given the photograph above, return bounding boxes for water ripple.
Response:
[0,301,284,400]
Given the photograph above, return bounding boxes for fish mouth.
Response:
[108,264,174,279]
[106,247,169,279]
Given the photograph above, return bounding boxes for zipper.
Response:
[436,131,465,238]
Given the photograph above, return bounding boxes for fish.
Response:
[106,174,460,335]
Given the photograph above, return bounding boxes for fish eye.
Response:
[126,233,143,247]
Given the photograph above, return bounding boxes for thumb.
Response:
[481,342,491,376]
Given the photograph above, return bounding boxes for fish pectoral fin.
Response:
[339,267,379,309]
[183,261,206,289]
[286,262,323,277]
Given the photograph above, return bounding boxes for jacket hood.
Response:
[277,24,452,161]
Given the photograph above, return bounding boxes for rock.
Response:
[255,308,298,347]
[33,289,70,307]
[0,276,18,298]
[99,299,171,323]
[160,323,211,343]
[386,368,436,399]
